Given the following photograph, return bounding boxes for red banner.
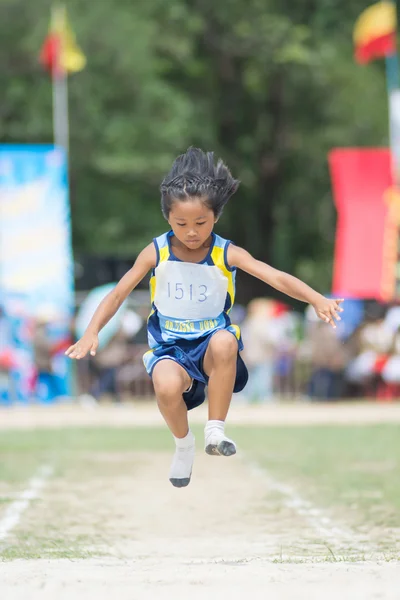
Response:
[329,148,398,301]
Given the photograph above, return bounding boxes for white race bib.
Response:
[154,261,228,319]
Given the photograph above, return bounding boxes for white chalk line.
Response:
[245,458,354,545]
[0,464,53,543]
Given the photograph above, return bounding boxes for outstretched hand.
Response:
[65,333,99,360]
[313,297,344,329]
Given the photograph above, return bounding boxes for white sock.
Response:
[204,420,236,455]
[174,429,195,449]
[169,430,195,487]
[205,419,225,441]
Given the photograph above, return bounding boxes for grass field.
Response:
[1,422,399,561]
[0,404,399,598]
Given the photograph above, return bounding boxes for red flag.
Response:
[329,148,398,301]
[40,6,86,76]
[353,2,397,64]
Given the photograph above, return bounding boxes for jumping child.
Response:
[66,148,344,487]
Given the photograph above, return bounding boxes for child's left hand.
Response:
[312,297,344,329]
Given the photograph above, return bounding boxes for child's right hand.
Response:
[65,332,99,360]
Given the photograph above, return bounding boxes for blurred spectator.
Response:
[33,309,69,402]
[306,320,347,400]
[0,307,13,368]
[344,308,392,396]
[83,308,143,404]
[88,329,128,403]
[116,309,153,397]
[230,304,247,326]
[0,307,15,403]
[383,305,400,333]
[381,326,400,390]
[271,303,300,397]
[241,298,280,403]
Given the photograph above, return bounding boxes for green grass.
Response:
[1,536,102,561]
[1,424,399,514]
[0,424,399,561]
[0,426,173,454]
[231,424,400,528]
[0,427,173,483]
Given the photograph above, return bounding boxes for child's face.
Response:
[168,198,216,250]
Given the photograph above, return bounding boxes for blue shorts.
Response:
[143,329,248,410]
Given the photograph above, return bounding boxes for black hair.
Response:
[160,147,240,219]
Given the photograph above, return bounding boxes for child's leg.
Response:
[152,359,195,487]
[152,359,191,437]
[202,331,238,456]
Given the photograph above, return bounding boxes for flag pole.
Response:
[392,0,400,183]
[385,1,400,299]
[51,3,69,160]
[385,49,400,184]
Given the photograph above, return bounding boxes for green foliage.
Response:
[0,0,389,298]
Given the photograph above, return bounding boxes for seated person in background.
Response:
[307,320,348,400]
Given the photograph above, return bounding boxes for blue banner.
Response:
[0,145,74,403]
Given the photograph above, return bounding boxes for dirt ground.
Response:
[1,398,400,429]
[2,559,400,600]
[1,400,399,599]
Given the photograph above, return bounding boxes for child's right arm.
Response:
[65,243,156,360]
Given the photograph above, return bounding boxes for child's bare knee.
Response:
[210,331,237,361]
[153,374,185,402]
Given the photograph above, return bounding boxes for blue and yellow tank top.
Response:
[147,231,238,347]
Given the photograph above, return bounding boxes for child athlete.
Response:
[66,148,344,488]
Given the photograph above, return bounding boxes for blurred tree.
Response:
[0,0,389,300]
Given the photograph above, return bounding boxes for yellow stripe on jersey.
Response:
[149,274,156,304]
[159,244,170,263]
[149,239,169,304]
[230,324,241,340]
[210,245,235,311]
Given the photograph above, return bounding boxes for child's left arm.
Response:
[228,245,344,329]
